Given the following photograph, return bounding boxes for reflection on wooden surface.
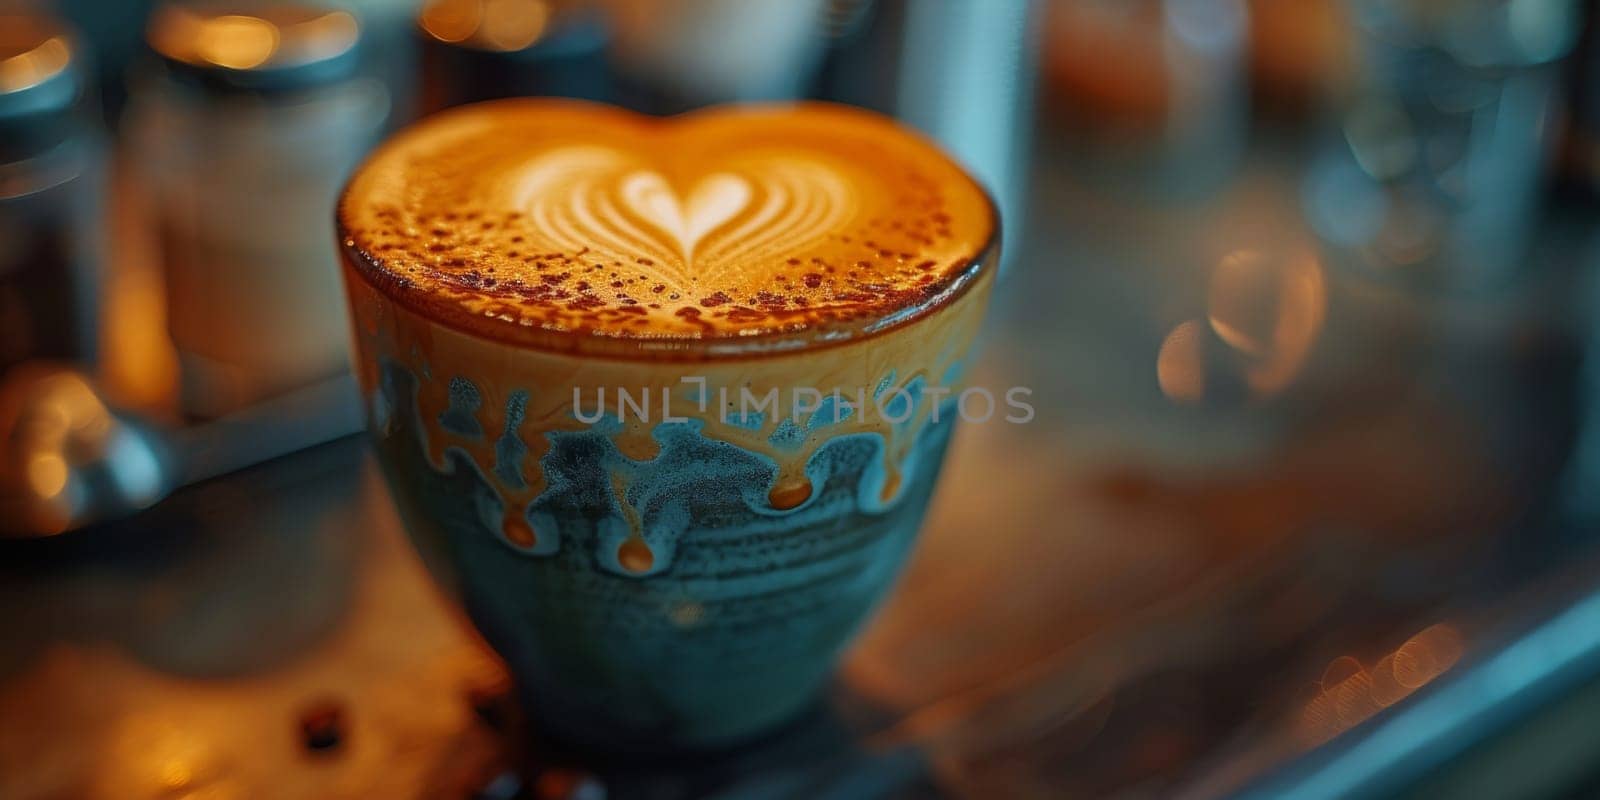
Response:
[1296,623,1465,749]
[845,365,1506,797]
[0,452,509,800]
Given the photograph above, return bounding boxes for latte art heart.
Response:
[340,100,995,344]
[618,171,750,262]
[511,147,855,291]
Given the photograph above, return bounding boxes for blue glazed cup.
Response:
[336,101,999,751]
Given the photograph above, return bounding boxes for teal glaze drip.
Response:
[440,376,484,437]
[494,390,530,489]
[812,391,857,427]
[767,417,806,450]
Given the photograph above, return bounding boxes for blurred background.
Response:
[4,0,1600,797]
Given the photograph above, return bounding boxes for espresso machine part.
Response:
[1562,3,1600,195]
[892,0,1037,273]
[1039,0,1250,199]
[599,0,828,112]
[0,11,107,378]
[331,0,426,127]
[812,0,1039,273]
[0,364,362,539]
[1304,0,1582,293]
[415,0,612,115]
[128,1,387,418]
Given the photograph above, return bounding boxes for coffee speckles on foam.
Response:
[338,99,995,349]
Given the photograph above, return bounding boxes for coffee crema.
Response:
[338,99,995,351]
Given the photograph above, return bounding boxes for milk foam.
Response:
[338,100,995,343]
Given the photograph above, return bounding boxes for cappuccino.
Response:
[337,99,997,750]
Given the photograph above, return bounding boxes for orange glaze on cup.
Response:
[342,257,993,565]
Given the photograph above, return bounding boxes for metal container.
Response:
[128,1,388,418]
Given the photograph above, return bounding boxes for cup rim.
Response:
[335,100,1001,363]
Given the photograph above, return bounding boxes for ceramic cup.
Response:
[336,100,998,751]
